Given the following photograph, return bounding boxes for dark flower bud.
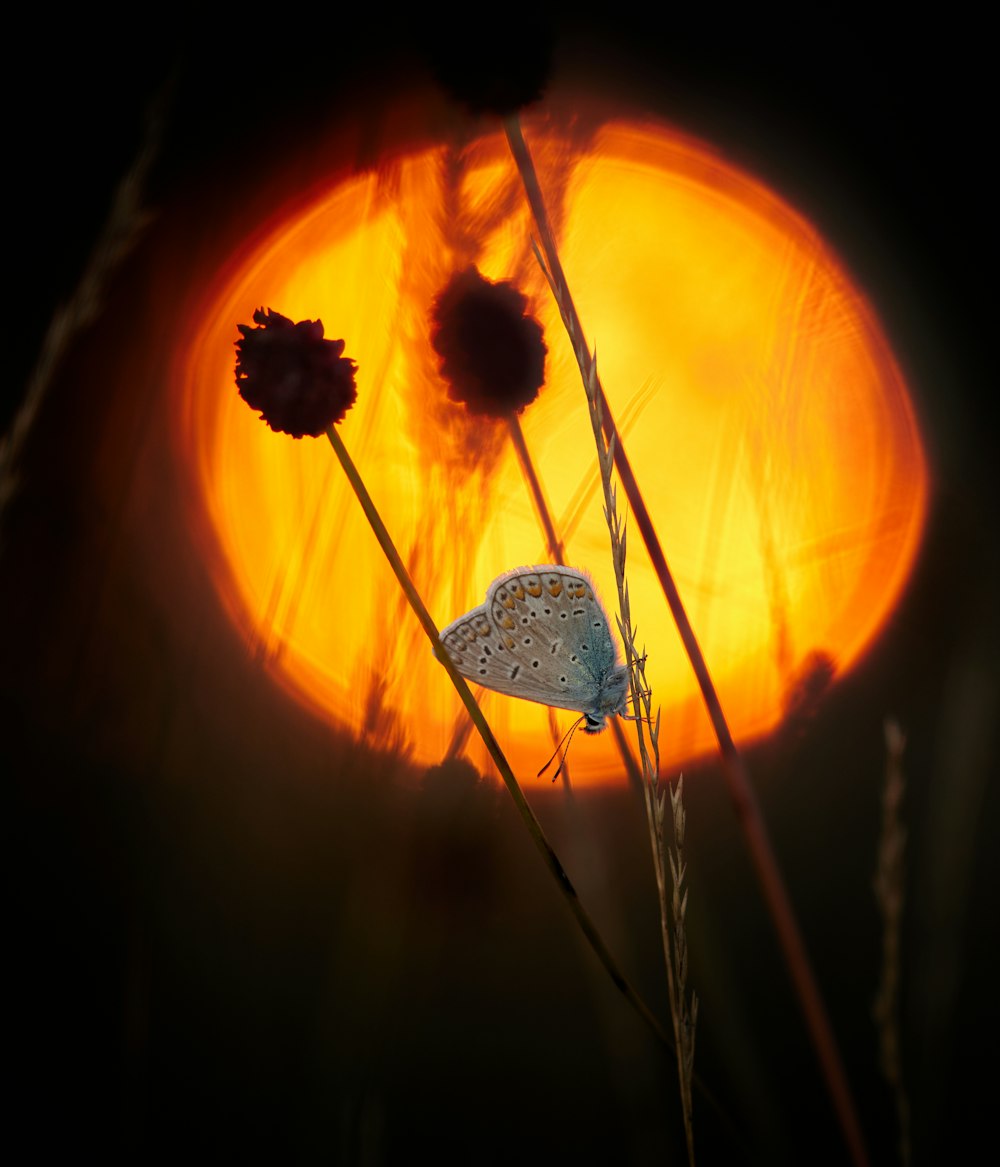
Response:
[235,307,357,437]
[430,266,547,418]
[423,23,555,116]
[782,649,836,736]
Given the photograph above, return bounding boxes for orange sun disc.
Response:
[178,111,928,786]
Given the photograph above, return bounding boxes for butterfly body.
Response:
[440,566,629,733]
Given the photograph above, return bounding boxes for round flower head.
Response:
[235,308,357,437]
[430,266,547,418]
[426,26,554,116]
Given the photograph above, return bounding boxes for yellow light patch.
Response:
[180,113,928,787]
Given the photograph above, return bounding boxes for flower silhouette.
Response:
[235,307,357,437]
[430,266,546,418]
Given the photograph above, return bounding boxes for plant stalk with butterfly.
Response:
[428,265,641,789]
[233,306,675,1058]
[504,111,870,1167]
[548,297,699,1159]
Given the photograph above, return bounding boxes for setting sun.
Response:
[178,113,927,785]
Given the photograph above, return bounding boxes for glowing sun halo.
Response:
[179,113,928,785]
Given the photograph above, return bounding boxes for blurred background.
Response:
[5,13,995,1164]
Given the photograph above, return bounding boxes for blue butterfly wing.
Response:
[440,566,626,718]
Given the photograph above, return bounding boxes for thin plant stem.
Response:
[324,422,671,1049]
[506,412,564,563]
[665,777,699,1161]
[579,334,698,1160]
[506,411,642,792]
[874,719,911,1167]
[506,413,572,789]
[1,79,168,549]
[505,112,870,1167]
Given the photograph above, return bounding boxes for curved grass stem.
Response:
[325,422,671,1050]
[504,112,870,1167]
[506,411,643,792]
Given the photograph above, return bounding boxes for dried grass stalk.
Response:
[1,85,166,548]
[509,126,698,1147]
[504,111,871,1167]
[579,317,699,1163]
[874,719,911,1166]
[325,423,671,1050]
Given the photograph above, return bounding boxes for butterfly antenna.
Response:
[537,715,586,782]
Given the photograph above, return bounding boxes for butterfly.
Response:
[439,566,630,734]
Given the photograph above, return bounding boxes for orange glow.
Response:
[178,115,928,785]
